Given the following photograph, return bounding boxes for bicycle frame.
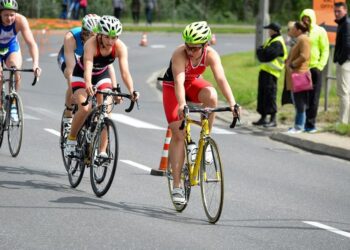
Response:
[184,114,210,186]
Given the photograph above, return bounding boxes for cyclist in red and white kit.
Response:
[162,21,239,204]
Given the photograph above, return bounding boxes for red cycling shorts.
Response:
[162,78,211,124]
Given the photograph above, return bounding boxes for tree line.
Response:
[17,0,349,24]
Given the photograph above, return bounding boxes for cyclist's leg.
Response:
[168,121,185,188]
[163,82,185,189]
[69,88,90,139]
[95,76,113,156]
[63,67,74,118]
[187,78,217,129]
[4,44,22,91]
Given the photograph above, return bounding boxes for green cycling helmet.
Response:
[0,0,18,11]
[182,21,212,44]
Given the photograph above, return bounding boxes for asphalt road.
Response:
[0,33,349,249]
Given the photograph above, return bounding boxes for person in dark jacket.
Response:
[253,23,287,127]
[334,2,350,124]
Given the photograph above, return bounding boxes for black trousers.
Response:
[257,70,277,116]
[305,68,322,129]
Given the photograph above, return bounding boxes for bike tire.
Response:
[200,138,224,224]
[167,143,191,212]
[60,110,70,172]
[90,118,118,197]
[0,101,7,148]
[67,129,86,188]
[8,93,23,157]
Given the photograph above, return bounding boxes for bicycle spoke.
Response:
[90,119,118,197]
[200,138,224,223]
[8,93,23,157]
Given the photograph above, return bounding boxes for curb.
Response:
[270,132,350,161]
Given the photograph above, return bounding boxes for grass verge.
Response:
[203,50,350,137]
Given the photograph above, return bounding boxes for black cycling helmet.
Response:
[0,0,18,11]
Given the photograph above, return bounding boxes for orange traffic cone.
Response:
[139,32,148,47]
[150,127,172,176]
[210,34,217,45]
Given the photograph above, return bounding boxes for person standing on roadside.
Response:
[300,9,329,133]
[334,2,350,124]
[285,22,311,133]
[131,0,141,24]
[253,23,287,127]
[144,0,157,25]
[112,0,125,20]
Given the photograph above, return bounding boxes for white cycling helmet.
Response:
[0,0,18,11]
[98,15,122,37]
[82,14,100,33]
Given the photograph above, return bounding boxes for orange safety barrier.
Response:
[150,127,172,176]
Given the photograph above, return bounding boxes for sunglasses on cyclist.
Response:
[185,44,203,52]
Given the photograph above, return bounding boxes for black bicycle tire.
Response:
[167,143,191,212]
[200,138,224,224]
[8,93,23,157]
[0,102,7,148]
[90,118,118,197]
[67,127,86,187]
[60,110,70,172]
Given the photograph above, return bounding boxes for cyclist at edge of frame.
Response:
[0,0,41,122]
[161,21,239,204]
[64,15,139,159]
[57,14,113,133]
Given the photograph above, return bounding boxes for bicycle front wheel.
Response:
[0,102,7,148]
[8,93,23,157]
[200,138,224,224]
[67,129,86,188]
[167,143,191,212]
[90,118,118,197]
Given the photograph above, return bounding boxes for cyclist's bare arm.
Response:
[107,64,117,88]
[172,48,187,118]
[63,32,77,81]
[15,14,40,75]
[83,38,97,96]
[206,47,236,108]
[116,40,137,98]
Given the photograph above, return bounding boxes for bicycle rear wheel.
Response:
[7,93,23,157]
[167,143,191,212]
[60,110,70,172]
[90,118,118,197]
[67,129,86,188]
[200,138,224,224]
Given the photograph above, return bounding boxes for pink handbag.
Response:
[291,71,313,93]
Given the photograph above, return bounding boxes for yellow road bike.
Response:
[167,104,240,223]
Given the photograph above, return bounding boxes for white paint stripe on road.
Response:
[150,44,166,48]
[303,221,350,238]
[120,160,152,173]
[23,114,40,120]
[211,126,236,135]
[49,53,58,57]
[110,113,165,130]
[45,128,60,137]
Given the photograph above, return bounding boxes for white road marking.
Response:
[120,160,151,173]
[45,128,60,137]
[211,126,236,135]
[26,106,59,119]
[23,114,40,120]
[150,44,166,49]
[49,53,58,57]
[303,221,350,238]
[25,58,33,62]
[110,113,165,130]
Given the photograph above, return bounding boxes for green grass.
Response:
[203,50,350,136]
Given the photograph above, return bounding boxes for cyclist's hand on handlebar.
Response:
[231,103,241,117]
[177,104,186,120]
[34,66,42,77]
[131,90,140,102]
[85,83,95,96]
